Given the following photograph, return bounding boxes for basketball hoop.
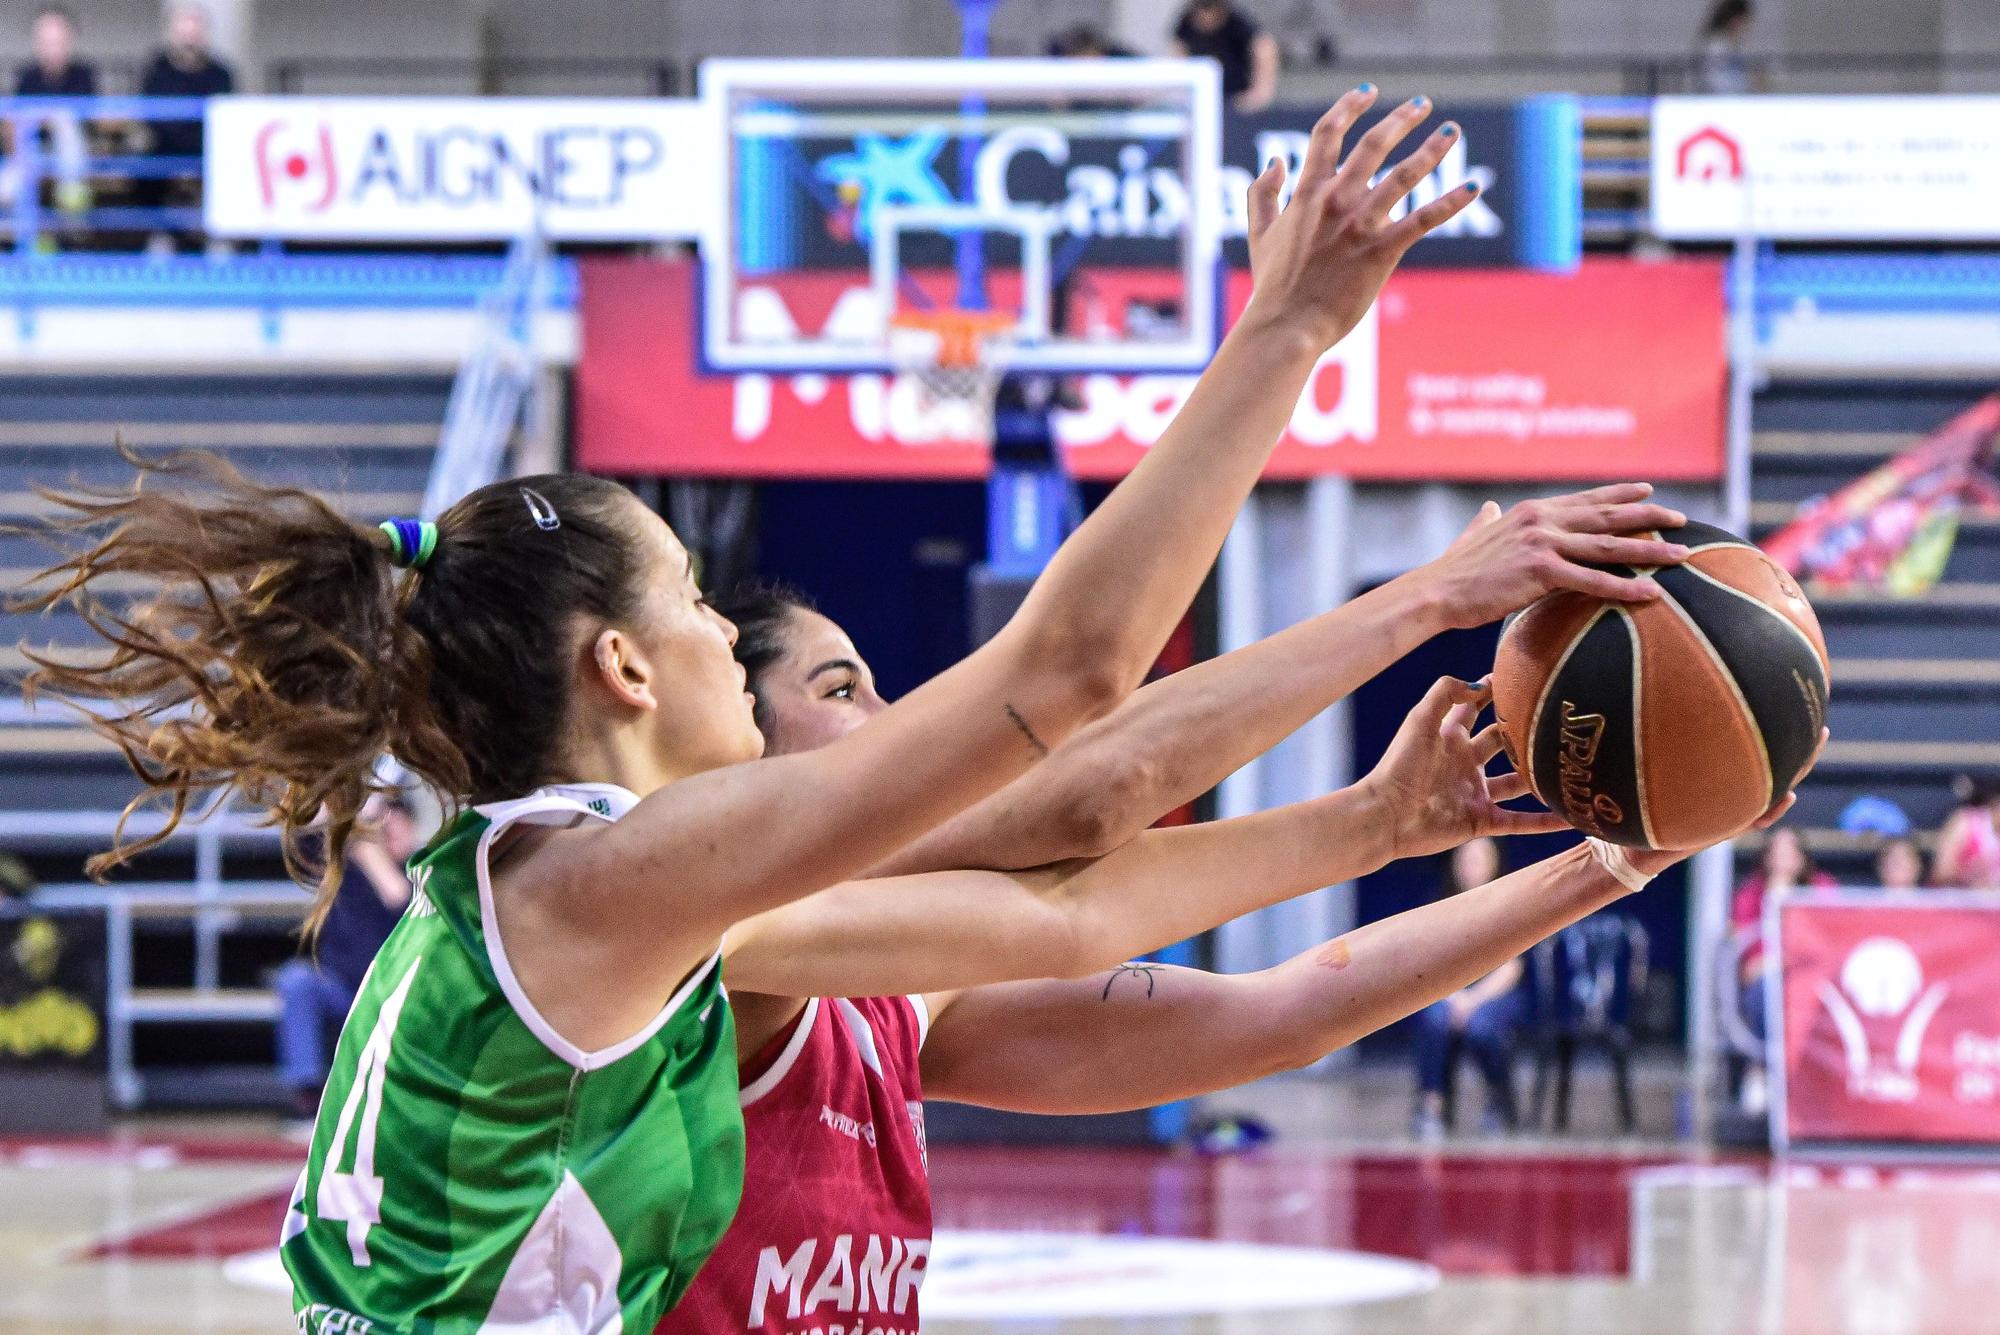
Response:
[887,307,1016,444]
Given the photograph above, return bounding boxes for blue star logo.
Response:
[816,130,954,241]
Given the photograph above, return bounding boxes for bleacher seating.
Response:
[1,371,448,1106]
[1742,381,2000,880]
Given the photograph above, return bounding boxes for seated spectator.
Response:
[274,794,416,1122]
[1730,826,1835,1110]
[1931,776,1999,889]
[0,851,34,899]
[4,5,97,226]
[1171,0,1280,112]
[1694,0,1767,94]
[1047,23,1134,58]
[1411,837,1524,1140]
[1874,836,1925,891]
[138,3,233,255]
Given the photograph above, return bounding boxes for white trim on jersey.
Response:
[907,994,930,1050]
[739,997,821,1107]
[473,782,721,1073]
[831,997,885,1078]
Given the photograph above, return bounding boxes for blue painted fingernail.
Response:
[1464,180,1481,194]
[1358,82,1374,93]
[1440,122,1459,138]
[1413,95,1429,110]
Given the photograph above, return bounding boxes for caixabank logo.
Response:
[777,100,1575,271]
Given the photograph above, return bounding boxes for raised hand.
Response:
[1359,676,1567,863]
[1242,87,1480,354]
[1407,484,1694,628]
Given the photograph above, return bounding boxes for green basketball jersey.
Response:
[281,783,745,1334]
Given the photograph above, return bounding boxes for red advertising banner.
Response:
[575,257,1725,482]
[1778,897,2000,1144]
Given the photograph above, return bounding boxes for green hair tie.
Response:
[378,518,439,570]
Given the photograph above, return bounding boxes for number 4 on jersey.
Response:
[317,957,423,1266]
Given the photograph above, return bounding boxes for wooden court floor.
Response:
[4,1119,1999,1335]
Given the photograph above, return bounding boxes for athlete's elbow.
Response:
[1013,616,1149,726]
[1043,754,1161,861]
[1047,897,1125,980]
[1257,1030,1341,1079]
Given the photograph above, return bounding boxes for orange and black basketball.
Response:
[1492,520,1830,851]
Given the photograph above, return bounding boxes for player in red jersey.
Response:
[668,485,1815,1335]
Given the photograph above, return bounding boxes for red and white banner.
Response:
[205,97,714,241]
[1652,97,2000,241]
[574,258,1725,482]
[1778,897,2000,1145]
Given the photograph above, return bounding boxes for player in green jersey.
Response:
[26,89,1492,1332]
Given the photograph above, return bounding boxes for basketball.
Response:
[1491,521,1830,852]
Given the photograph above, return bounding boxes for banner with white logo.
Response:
[1776,895,2000,1145]
[205,96,714,241]
[1652,96,2000,240]
[576,256,1724,482]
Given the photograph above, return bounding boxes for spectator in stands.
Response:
[1694,0,1767,94]
[1874,836,1925,892]
[138,3,233,256]
[1410,837,1525,1140]
[273,794,416,1121]
[1047,22,1134,58]
[1733,827,1837,971]
[1171,0,1279,112]
[0,852,34,899]
[1729,826,1835,1109]
[4,5,96,230]
[1932,776,2000,889]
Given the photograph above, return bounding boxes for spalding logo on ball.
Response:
[1493,520,1829,851]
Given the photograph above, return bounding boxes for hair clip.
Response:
[521,486,561,531]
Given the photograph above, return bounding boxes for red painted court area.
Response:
[84,1140,1660,1278]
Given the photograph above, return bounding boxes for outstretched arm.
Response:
[918,749,1822,1116]
[561,91,1478,951]
[724,678,1561,997]
[916,842,1630,1113]
[871,489,1690,877]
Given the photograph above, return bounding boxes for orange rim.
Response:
[888,308,1017,369]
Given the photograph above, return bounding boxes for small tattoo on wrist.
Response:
[1004,703,1049,757]
[1101,963,1162,1000]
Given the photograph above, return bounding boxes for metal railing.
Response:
[1274,50,2000,99]
[8,804,293,1109]
[0,95,212,254]
[423,230,556,517]
[268,56,690,97]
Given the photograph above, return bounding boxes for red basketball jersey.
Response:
[657,994,934,1335]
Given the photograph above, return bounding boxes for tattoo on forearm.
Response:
[1004,703,1049,757]
[1101,962,1162,1000]
[1315,938,1354,971]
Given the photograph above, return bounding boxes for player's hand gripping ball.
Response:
[1492,521,1830,851]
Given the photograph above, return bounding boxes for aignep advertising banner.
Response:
[204,96,715,241]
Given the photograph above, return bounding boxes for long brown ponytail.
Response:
[15,445,652,938]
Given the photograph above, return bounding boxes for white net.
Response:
[888,312,1010,445]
